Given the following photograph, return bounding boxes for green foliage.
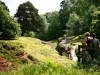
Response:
[23,31,35,37]
[1,62,100,75]
[91,6,100,37]
[72,0,90,16]
[90,0,100,7]
[59,0,72,36]
[14,1,46,37]
[82,5,96,33]
[0,1,9,12]
[0,3,21,39]
[45,11,61,40]
[69,0,100,35]
[1,18,21,39]
[35,15,48,40]
[60,0,100,36]
[66,13,83,36]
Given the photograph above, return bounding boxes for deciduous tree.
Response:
[59,0,72,36]
[0,2,21,39]
[91,7,100,37]
[46,11,61,40]
[14,1,45,36]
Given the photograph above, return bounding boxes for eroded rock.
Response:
[56,37,77,60]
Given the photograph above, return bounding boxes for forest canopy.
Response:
[0,0,100,40]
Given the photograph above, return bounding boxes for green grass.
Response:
[1,36,100,75]
[0,62,100,75]
[0,40,29,68]
[15,37,72,63]
[0,37,72,66]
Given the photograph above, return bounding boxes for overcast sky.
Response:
[2,0,62,16]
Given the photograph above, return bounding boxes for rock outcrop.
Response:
[56,37,77,60]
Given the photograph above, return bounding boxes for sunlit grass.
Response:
[1,36,100,75]
[18,37,71,63]
[0,62,100,75]
[0,37,72,64]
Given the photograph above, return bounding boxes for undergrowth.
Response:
[0,62,100,75]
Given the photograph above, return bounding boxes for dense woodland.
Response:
[0,0,100,40]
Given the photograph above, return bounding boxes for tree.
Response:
[82,5,96,32]
[89,0,100,7]
[71,0,97,33]
[59,0,72,36]
[66,13,82,36]
[0,0,9,12]
[35,14,48,40]
[91,7,100,37]
[14,1,45,36]
[45,11,61,40]
[0,2,21,39]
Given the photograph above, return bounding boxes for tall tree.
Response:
[91,7,100,37]
[35,15,48,40]
[14,1,45,36]
[89,0,100,7]
[66,13,82,36]
[82,5,96,32]
[0,0,9,12]
[0,2,21,39]
[45,11,61,40]
[72,0,97,33]
[59,0,72,36]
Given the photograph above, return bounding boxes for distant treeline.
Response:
[0,0,100,40]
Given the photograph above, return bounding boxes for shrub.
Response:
[0,6,21,39]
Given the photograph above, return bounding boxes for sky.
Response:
[2,0,62,16]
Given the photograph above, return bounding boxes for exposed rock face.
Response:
[69,45,78,61]
[56,37,71,58]
[56,37,77,60]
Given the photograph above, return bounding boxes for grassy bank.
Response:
[1,62,100,75]
[1,36,100,75]
[0,37,72,63]
[0,37,72,71]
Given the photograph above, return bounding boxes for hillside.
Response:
[1,36,100,75]
[0,37,73,71]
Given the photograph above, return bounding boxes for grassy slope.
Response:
[19,37,72,63]
[0,37,72,64]
[1,36,100,75]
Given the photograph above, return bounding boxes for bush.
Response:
[0,6,21,39]
[1,20,21,39]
